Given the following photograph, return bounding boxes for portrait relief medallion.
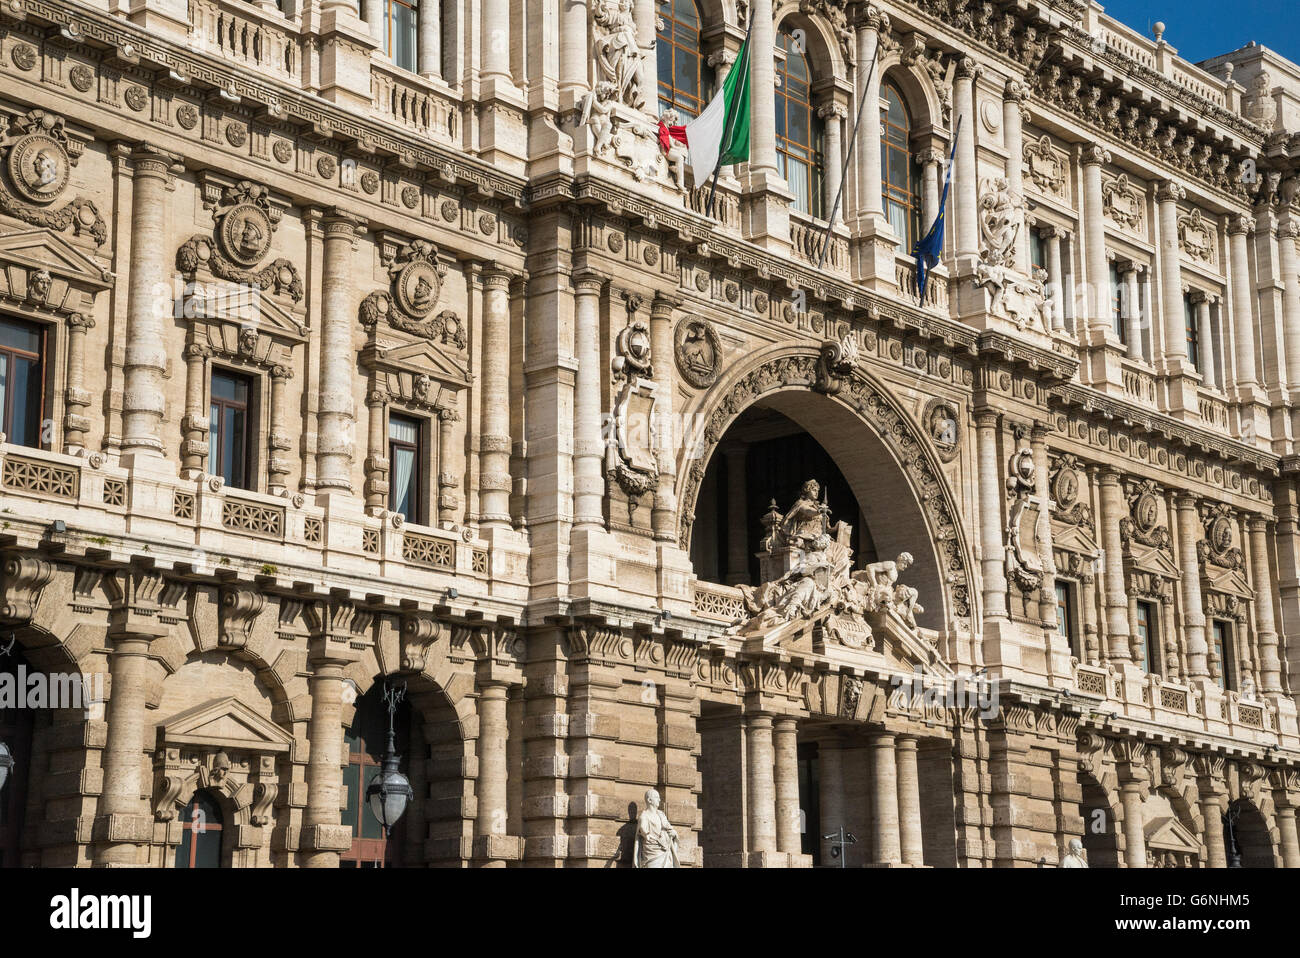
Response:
[219,202,273,267]
[674,318,720,389]
[8,133,70,204]
[1135,492,1160,533]
[395,259,442,318]
[1210,515,1233,554]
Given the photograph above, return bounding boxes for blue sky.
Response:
[1099,0,1300,65]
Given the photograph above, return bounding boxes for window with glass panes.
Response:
[1135,600,1158,674]
[388,413,424,525]
[1212,620,1234,690]
[656,0,704,119]
[1109,261,1127,344]
[1030,228,1046,272]
[174,791,224,868]
[1055,581,1080,658]
[341,686,411,867]
[209,369,254,491]
[881,81,921,250]
[1184,294,1201,369]
[0,316,45,449]
[383,0,418,72]
[775,27,824,218]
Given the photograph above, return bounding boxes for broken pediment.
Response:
[156,696,294,753]
[0,228,110,318]
[1204,564,1254,600]
[1053,522,1099,558]
[1144,814,1202,857]
[1126,542,1181,581]
[183,281,308,341]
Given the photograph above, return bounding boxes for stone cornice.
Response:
[4,0,528,205]
[1050,382,1280,477]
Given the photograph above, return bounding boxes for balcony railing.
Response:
[187,0,301,85]
[788,212,848,273]
[1121,360,1158,404]
[370,62,460,147]
[894,254,949,312]
[683,180,741,233]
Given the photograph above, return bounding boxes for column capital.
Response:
[1173,490,1201,509]
[974,409,1000,429]
[322,209,365,236]
[1246,514,1270,533]
[1228,214,1254,236]
[1280,220,1300,240]
[917,146,947,166]
[853,3,887,32]
[817,101,849,121]
[954,56,982,81]
[1081,144,1111,167]
[1097,465,1124,486]
[650,291,683,317]
[129,143,182,179]
[572,269,607,293]
[482,265,516,289]
[1156,180,1186,203]
[1042,225,1069,241]
[1005,76,1029,102]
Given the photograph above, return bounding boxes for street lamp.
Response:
[1223,803,1242,869]
[366,682,414,837]
[0,740,13,794]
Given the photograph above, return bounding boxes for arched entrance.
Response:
[1078,776,1120,868]
[341,683,412,867]
[0,643,35,868]
[1226,799,1275,868]
[680,351,975,631]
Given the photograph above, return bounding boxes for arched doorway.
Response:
[1079,777,1120,868]
[0,643,35,868]
[1226,799,1275,868]
[174,790,225,868]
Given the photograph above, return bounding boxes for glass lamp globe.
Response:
[366,754,414,836]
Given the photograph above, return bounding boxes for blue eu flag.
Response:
[913,118,961,303]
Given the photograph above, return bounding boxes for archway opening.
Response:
[1079,778,1120,868]
[688,391,946,630]
[1227,799,1275,868]
[0,644,35,868]
[342,683,412,867]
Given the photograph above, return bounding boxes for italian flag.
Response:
[658,32,752,183]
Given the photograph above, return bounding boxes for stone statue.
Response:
[1060,838,1088,868]
[658,108,691,191]
[780,479,830,552]
[1005,447,1042,591]
[580,81,619,155]
[592,0,644,110]
[633,788,680,868]
[856,552,914,609]
[977,176,1025,269]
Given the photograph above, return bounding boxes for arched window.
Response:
[775,26,825,218]
[881,81,922,250]
[175,790,224,868]
[657,0,704,118]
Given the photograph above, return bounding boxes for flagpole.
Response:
[703,15,754,221]
[815,45,880,270]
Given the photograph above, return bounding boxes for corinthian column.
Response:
[1156,181,1188,370]
[1122,263,1144,361]
[748,0,778,177]
[479,267,513,527]
[1081,145,1112,336]
[121,145,177,459]
[572,273,605,529]
[952,59,981,259]
[1278,220,1300,390]
[1003,78,1029,270]
[1045,227,1066,331]
[1097,468,1132,661]
[316,212,361,491]
[853,5,885,222]
[1228,215,1259,388]
[819,102,846,218]
[1247,518,1282,692]
[1174,494,1209,677]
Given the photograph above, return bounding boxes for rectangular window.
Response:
[1135,601,1159,675]
[1184,294,1201,370]
[0,316,46,449]
[384,0,418,72]
[1030,228,1046,272]
[1109,261,1126,344]
[1055,581,1080,658]
[1212,620,1234,691]
[388,413,424,525]
[209,369,255,491]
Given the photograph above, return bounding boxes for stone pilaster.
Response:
[1081,145,1112,338]
[1045,227,1066,332]
[1155,181,1189,371]
[572,272,605,530]
[1122,263,1145,361]
[975,412,1008,620]
[62,312,95,454]
[1228,216,1259,389]
[1247,517,1282,692]
[1003,78,1029,271]
[649,294,678,541]
[479,267,514,527]
[952,58,981,260]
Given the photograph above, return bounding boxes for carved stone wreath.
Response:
[677,350,975,622]
[175,180,303,301]
[358,239,465,349]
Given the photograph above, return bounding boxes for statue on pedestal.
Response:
[1060,837,1088,868]
[634,788,680,868]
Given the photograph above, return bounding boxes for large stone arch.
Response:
[774,2,850,85]
[677,346,976,631]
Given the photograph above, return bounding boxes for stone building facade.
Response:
[0,0,1299,868]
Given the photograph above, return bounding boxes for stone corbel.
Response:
[219,586,266,650]
[399,611,447,673]
[0,554,55,623]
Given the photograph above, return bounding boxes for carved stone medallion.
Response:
[923,398,960,462]
[7,130,70,204]
[674,318,720,389]
[1134,490,1160,535]
[395,250,442,318]
[219,200,273,267]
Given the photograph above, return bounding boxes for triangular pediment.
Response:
[1127,543,1181,579]
[186,285,307,340]
[0,228,111,288]
[1145,816,1201,854]
[1204,564,1254,599]
[1054,523,1099,556]
[742,606,953,679]
[364,338,471,385]
[157,696,293,753]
